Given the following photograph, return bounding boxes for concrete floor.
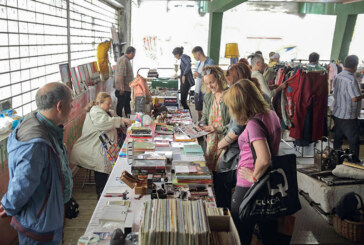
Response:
[62,101,362,244]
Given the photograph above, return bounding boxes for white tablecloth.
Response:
[83,147,214,244]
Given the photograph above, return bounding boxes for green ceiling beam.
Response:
[299,1,364,15]
[331,14,357,61]
[203,0,247,13]
[299,3,337,15]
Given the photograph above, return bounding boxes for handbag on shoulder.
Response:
[99,132,121,167]
[239,118,301,223]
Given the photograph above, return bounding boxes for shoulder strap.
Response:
[247,117,272,165]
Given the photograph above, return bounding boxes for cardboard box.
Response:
[208,210,241,245]
[120,170,147,195]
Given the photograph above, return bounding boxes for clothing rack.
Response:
[273,66,328,155]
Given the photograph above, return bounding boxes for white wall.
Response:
[130,1,209,76]
[220,3,337,64]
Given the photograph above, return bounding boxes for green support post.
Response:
[208,12,223,65]
[331,14,357,62]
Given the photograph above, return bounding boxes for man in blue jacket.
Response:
[192,46,215,121]
[0,82,74,244]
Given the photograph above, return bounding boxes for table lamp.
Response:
[225,43,239,65]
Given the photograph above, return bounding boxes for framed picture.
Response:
[70,67,81,94]
[78,65,88,91]
[59,63,72,89]
[82,64,91,86]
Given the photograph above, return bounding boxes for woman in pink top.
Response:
[224,79,281,245]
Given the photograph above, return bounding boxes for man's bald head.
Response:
[36,82,72,111]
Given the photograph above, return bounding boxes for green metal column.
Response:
[331,13,357,62]
[208,12,223,65]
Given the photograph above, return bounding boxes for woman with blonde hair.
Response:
[224,79,281,245]
[215,62,267,209]
[199,66,230,171]
[71,92,131,199]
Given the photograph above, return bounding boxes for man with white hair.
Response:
[251,54,285,100]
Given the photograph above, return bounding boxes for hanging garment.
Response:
[329,62,338,92]
[289,72,328,141]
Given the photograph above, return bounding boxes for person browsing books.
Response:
[1,82,73,244]
[192,46,215,121]
[199,66,230,171]
[213,63,268,209]
[70,92,131,199]
[224,79,281,245]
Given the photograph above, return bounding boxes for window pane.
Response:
[0,60,9,73]
[0,86,11,100]
[11,84,21,97]
[0,19,8,32]
[0,73,10,87]
[0,6,7,19]
[0,34,9,45]
[9,47,20,58]
[8,34,19,45]
[10,59,20,71]
[7,7,18,21]
[22,81,30,92]
[21,69,30,81]
[22,91,31,103]
[0,47,9,59]
[10,71,20,84]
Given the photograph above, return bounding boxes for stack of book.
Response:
[154,135,173,147]
[188,185,209,200]
[155,124,174,135]
[139,199,210,245]
[183,144,203,155]
[127,140,156,162]
[133,141,156,153]
[173,161,212,185]
[131,159,166,182]
[171,141,197,149]
[174,133,195,142]
[130,127,152,138]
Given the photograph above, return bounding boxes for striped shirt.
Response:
[114,55,134,92]
[332,70,361,119]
